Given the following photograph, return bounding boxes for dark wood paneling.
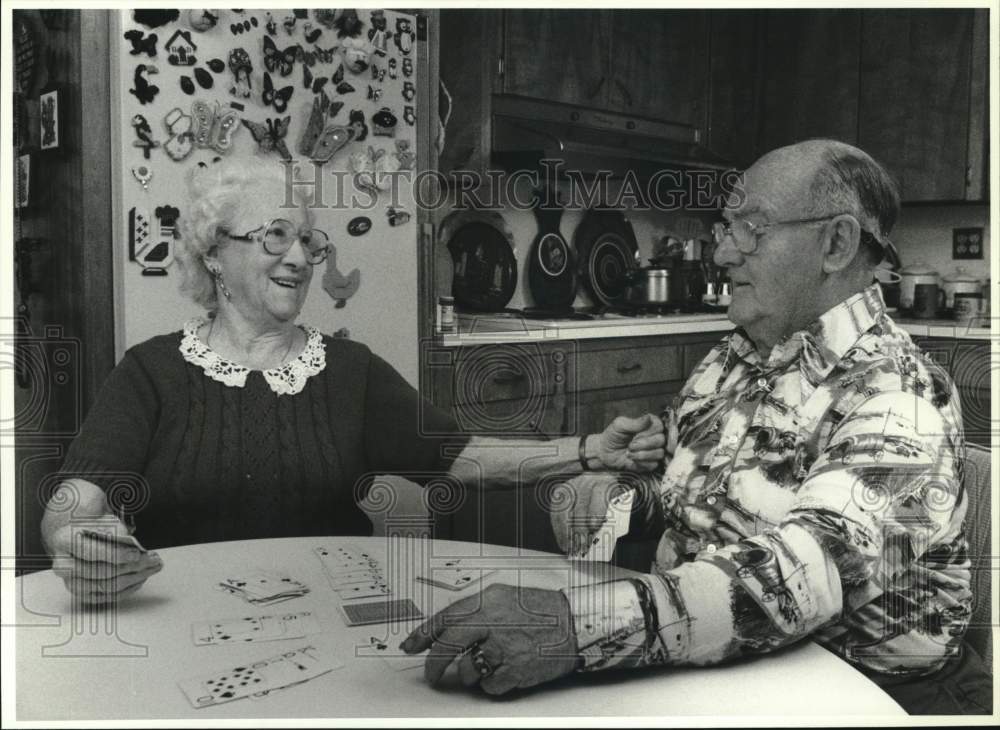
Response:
[14,9,115,572]
[708,10,763,168]
[437,9,499,174]
[759,10,862,151]
[609,10,710,126]
[858,10,974,201]
[502,10,609,106]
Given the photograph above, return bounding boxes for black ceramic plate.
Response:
[574,209,639,306]
[446,220,517,312]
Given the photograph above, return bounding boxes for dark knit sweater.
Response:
[61,330,466,548]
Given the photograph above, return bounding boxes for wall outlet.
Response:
[953,227,984,259]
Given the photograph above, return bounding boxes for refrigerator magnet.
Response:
[130,165,153,191]
[372,107,397,137]
[163,108,194,161]
[130,114,159,159]
[322,246,361,306]
[402,58,413,78]
[387,207,411,227]
[164,29,197,66]
[347,217,371,237]
[123,29,157,58]
[402,81,415,102]
[129,64,159,105]
[187,10,220,32]
[227,48,253,99]
[394,17,415,55]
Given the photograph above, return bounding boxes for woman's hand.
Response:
[592,414,665,471]
[41,481,163,605]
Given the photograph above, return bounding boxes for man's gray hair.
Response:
[807,140,900,265]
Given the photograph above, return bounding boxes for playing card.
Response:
[579,489,634,562]
[191,611,321,646]
[219,571,309,605]
[178,645,340,708]
[338,598,423,627]
[335,582,391,600]
[329,569,383,587]
[415,560,496,591]
[357,639,425,672]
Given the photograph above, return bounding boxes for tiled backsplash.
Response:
[892,204,990,281]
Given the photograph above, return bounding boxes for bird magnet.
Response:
[129,64,159,105]
[131,114,159,159]
[322,245,361,307]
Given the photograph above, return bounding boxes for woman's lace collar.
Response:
[179,316,326,395]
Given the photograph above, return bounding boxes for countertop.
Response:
[439,311,993,346]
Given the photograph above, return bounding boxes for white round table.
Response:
[12,536,905,720]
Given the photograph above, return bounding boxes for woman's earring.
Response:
[211,267,233,301]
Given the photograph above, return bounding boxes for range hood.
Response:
[491,95,734,179]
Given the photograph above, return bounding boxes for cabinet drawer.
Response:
[452,397,568,437]
[449,344,571,406]
[576,344,682,392]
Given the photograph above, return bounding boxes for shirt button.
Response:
[706,543,717,553]
[757,378,768,388]
[706,496,717,505]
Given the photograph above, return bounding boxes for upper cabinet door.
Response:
[608,10,710,127]
[858,10,976,202]
[758,10,862,152]
[502,10,609,106]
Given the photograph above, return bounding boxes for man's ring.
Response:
[469,646,494,678]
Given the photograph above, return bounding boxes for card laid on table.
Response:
[178,645,341,708]
[218,570,310,605]
[338,598,423,627]
[191,611,322,646]
[358,636,425,672]
[579,489,634,562]
[415,560,496,591]
[334,581,391,601]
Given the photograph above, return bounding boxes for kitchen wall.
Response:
[891,204,991,281]
[433,174,720,311]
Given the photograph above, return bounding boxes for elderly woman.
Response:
[40,160,665,604]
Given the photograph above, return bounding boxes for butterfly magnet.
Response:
[263,35,299,77]
[242,117,292,161]
[262,72,294,113]
[191,100,240,154]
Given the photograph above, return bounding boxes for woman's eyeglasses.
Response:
[225,218,330,265]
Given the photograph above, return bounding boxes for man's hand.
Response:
[550,472,634,556]
[47,521,163,605]
[594,414,665,471]
[400,584,579,695]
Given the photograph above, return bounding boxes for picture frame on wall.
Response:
[16,154,30,207]
[39,89,59,150]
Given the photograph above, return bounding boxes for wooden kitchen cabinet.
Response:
[502,10,609,108]
[427,331,723,550]
[757,10,862,153]
[607,11,710,128]
[912,336,992,448]
[707,11,764,169]
[858,9,986,202]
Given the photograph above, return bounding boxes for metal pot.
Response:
[624,267,671,304]
[898,262,939,311]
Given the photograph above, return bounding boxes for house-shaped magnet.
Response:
[164,29,197,66]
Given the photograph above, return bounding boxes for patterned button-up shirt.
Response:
[564,284,971,678]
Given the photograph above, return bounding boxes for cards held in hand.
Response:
[178,645,341,708]
[415,559,495,591]
[314,545,390,600]
[218,570,309,605]
[191,611,321,646]
[579,488,635,562]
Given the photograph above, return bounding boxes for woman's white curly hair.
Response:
[175,159,297,311]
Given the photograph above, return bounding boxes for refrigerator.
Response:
[111,8,425,386]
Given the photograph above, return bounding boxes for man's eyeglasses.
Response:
[711,214,847,255]
[225,218,331,265]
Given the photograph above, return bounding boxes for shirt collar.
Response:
[725,283,886,382]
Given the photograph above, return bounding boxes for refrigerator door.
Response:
[112,8,421,385]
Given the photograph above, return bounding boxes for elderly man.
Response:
[402,140,991,714]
